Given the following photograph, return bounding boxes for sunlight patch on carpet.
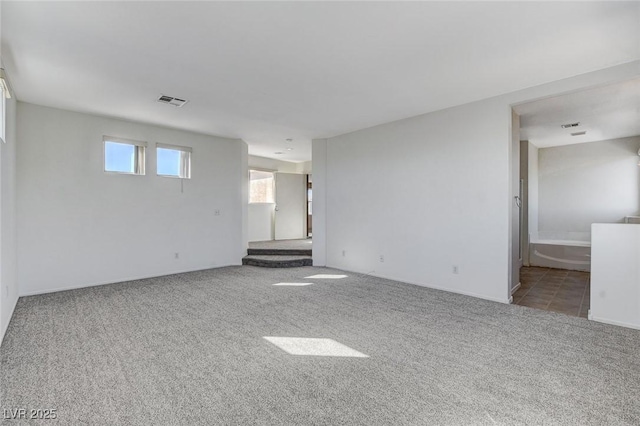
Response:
[263,337,369,357]
[304,274,348,279]
[273,282,313,286]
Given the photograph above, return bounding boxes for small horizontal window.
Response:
[104,136,146,175]
[157,143,191,179]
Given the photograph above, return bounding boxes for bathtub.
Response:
[529,239,591,272]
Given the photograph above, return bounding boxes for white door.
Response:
[275,173,306,240]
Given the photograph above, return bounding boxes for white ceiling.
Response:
[2,2,639,162]
[515,78,640,148]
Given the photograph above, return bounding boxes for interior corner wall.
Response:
[16,102,245,296]
[296,161,312,175]
[323,99,512,303]
[509,110,521,293]
[311,139,327,266]
[538,136,640,241]
[239,140,249,256]
[0,79,18,344]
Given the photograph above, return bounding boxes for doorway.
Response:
[510,78,640,318]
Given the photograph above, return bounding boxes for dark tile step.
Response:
[242,255,312,268]
[247,248,312,256]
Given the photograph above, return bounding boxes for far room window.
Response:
[0,82,6,143]
[104,136,146,175]
[0,68,8,143]
[157,144,192,179]
[0,89,5,143]
[250,170,274,203]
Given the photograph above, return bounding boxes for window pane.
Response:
[105,141,136,173]
[157,147,181,176]
[249,170,274,203]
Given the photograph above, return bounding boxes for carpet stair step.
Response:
[242,255,312,268]
[247,248,312,256]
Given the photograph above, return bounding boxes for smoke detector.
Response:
[561,122,580,129]
[157,95,188,107]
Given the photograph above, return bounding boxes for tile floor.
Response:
[513,267,590,318]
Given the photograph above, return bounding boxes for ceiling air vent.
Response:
[571,131,587,136]
[157,95,188,107]
[561,122,580,129]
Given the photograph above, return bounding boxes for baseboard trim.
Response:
[589,315,640,331]
[511,282,521,295]
[19,263,241,297]
[1,294,19,347]
[330,266,512,304]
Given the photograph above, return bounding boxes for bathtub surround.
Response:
[538,136,640,242]
[529,240,591,272]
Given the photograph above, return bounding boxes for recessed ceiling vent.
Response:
[157,95,188,107]
[571,131,587,136]
[561,122,580,129]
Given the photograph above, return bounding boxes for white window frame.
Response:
[103,136,147,175]
[156,143,192,179]
[249,169,276,204]
[0,85,6,143]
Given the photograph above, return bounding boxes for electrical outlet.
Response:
[452,265,459,274]
[342,250,346,257]
[379,255,384,263]
[175,252,180,260]
[214,209,221,216]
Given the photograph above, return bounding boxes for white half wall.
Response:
[0,73,18,344]
[16,102,247,296]
[538,136,640,241]
[248,203,274,242]
[591,223,640,330]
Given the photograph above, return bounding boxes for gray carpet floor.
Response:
[1,266,639,425]
[249,238,312,251]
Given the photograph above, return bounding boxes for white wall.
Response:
[0,73,18,344]
[320,98,511,303]
[248,203,274,242]
[249,155,298,173]
[591,223,640,330]
[17,102,247,296]
[313,61,639,304]
[296,161,312,174]
[538,136,640,241]
[311,139,327,266]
